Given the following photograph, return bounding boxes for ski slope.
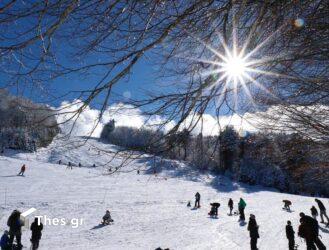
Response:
[0,137,328,250]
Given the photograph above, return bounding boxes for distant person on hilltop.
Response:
[194,192,201,208]
[285,220,295,250]
[238,198,246,222]
[315,199,329,225]
[17,164,26,176]
[247,214,259,250]
[67,162,73,170]
[228,198,234,215]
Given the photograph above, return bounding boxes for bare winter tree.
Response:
[0,0,328,141]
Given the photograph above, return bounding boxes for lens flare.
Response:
[183,22,289,110]
[222,55,247,78]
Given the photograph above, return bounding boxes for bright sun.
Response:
[222,55,247,78]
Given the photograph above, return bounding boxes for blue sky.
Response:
[2,55,159,109]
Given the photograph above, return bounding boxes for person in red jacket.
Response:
[17,165,26,176]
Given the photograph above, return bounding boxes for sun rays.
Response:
[183,21,292,111]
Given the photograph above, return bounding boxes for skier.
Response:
[137,169,140,175]
[286,220,295,250]
[298,212,326,250]
[30,218,43,250]
[0,230,10,250]
[93,164,96,168]
[247,214,259,250]
[208,203,220,217]
[315,198,329,225]
[17,164,26,176]
[58,160,61,165]
[283,200,292,211]
[102,210,113,225]
[238,198,247,221]
[78,163,82,167]
[311,206,319,221]
[7,210,23,248]
[194,192,201,208]
[228,198,234,215]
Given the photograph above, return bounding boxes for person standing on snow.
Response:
[298,212,326,250]
[17,164,26,176]
[228,198,234,215]
[30,218,43,250]
[194,192,201,208]
[238,198,247,221]
[67,162,73,170]
[7,210,24,248]
[286,220,295,250]
[0,230,10,250]
[247,214,259,250]
[311,206,319,221]
[315,198,329,225]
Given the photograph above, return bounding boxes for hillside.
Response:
[0,90,59,151]
[0,137,328,249]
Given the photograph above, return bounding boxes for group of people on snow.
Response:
[0,210,43,250]
[58,160,97,169]
[191,192,328,250]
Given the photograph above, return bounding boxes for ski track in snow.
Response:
[0,137,328,249]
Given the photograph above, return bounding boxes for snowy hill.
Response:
[0,137,328,249]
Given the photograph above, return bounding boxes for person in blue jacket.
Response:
[0,230,10,250]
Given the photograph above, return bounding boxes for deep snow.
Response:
[0,137,328,249]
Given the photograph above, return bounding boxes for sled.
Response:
[101,219,114,225]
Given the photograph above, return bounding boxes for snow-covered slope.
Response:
[0,137,328,249]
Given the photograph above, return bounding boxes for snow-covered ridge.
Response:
[0,137,328,249]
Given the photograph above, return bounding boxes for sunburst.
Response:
[184,21,293,110]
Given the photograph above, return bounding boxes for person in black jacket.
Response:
[30,218,43,250]
[228,198,233,215]
[286,221,295,250]
[208,203,220,217]
[7,210,23,248]
[311,206,319,221]
[299,213,326,250]
[247,214,259,250]
[194,192,201,208]
[315,199,329,224]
